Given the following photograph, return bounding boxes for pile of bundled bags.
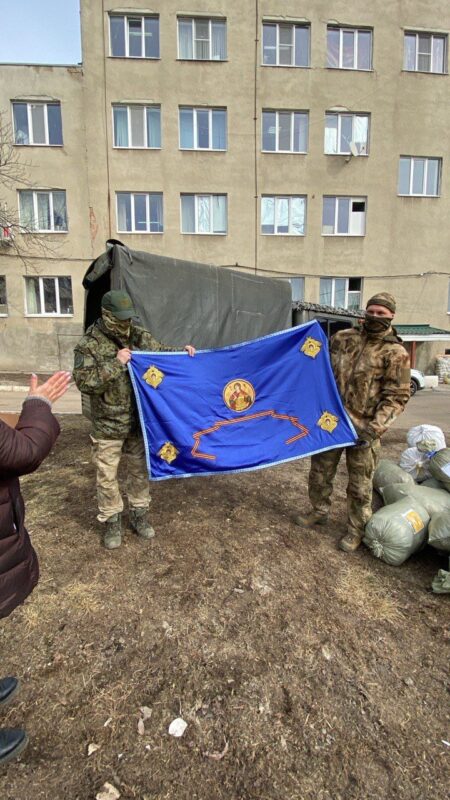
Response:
[363,425,450,593]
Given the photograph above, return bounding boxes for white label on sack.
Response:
[441,463,450,477]
[402,509,424,534]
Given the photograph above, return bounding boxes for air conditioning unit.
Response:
[0,226,13,245]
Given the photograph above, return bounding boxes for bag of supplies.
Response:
[373,459,415,493]
[363,498,429,566]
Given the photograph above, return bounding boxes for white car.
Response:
[410,368,425,396]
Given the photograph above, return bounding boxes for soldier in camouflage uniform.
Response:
[73,290,195,550]
[295,292,410,552]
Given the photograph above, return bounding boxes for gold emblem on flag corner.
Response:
[158,442,179,464]
[223,378,256,413]
[300,337,322,359]
[317,411,339,433]
[143,365,164,388]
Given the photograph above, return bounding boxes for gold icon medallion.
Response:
[300,337,322,359]
[223,379,256,413]
[158,441,179,464]
[143,365,164,388]
[317,411,339,433]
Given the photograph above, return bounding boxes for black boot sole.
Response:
[0,733,29,766]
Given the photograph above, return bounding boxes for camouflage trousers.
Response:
[308,439,381,535]
[90,434,150,522]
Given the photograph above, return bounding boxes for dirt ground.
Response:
[0,416,448,800]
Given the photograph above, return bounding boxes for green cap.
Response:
[101,290,137,320]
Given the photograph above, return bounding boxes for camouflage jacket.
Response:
[329,325,410,440]
[73,320,173,439]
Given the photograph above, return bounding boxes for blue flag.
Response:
[129,320,357,481]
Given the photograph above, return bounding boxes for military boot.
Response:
[293,511,328,528]
[339,530,363,553]
[129,508,155,540]
[103,513,122,550]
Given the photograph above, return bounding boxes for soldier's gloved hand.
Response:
[117,347,132,365]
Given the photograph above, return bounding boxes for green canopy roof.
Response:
[396,324,450,337]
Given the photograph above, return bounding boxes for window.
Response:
[116,193,163,233]
[19,190,68,232]
[181,194,227,234]
[179,107,227,150]
[324,113,369,155]
[448,280,450,313]
[0,276,7,315]
[262,22,310,66]
[109,15,159,58]
[398,157,441,196]
[286,277,304,302]
[320,277,362,310]
[327,27,372,70]
[113,105,161,148]
[12,102,63,146]
[404,32,447,73]
[261,196,306,235]
[178,17,226,60]
[25,276,73,316]
[322,197,366,235]
[262,110,308,152]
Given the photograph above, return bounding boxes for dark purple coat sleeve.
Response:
[0,399,60,480]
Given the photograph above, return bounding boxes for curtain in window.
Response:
[13,104,29,145]
[418,35,431,71]
[279,25,293,65]
[147,107,161,147]
[128,18,142,57]
[26,277,41,314]
[340,115,353,153]
[52,192,67,231]
[47,104,63,145]
[43,277,57,313]
[181,195,195,232]
[334,279,346,308]
[37,193,51,230]
[319,278,332,305]
[212,110,226,149]
[197,195,211,232]
[117,193,132,231]
[197,110,209,148]
[342,31,354,68]
[262,24,276,65]
[110,16,126,56]
[412,158,425,193]
[294,113,308,152]
[426,159,439,195]
[59,277,73,314]
[178,19,193,58]
[130,107,145,146]
[337,198,349,233]
[211,20,226,59]
[294,26,309,67]
[278,113,291,150]
[31,105,46,144]
[144,17,159,58]
[398,158,411,194]
[290,198,305,235]
[327,28,340,67]
[195,19,210,60]
[404,34,416,70]
[262,111,276,151]
[289,277,304,302]
[322,197,336,233]
[276,198,289,233]
[261,197,275,233]
[150,194,163,232]
[134,194,147,230]
[19,191,34,228]
[212,195,226,233]
[179,108,194,148]
[354,116,368,153]
[114,107,129,146]
[357,31,372,69]
[432,37,444,73]
[324,115,338,154]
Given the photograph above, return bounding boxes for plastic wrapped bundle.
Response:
[373,459,415,493]
[363,498,429,566]
[399,447,432,481]
[429,448,450,492]
[428,511,450,553]
[380,483,450,515]
[406,425,446,454]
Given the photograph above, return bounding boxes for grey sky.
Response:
[0,0,81,64]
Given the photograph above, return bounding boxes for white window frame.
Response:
[320,277,362,310]
[327,27,372,70]
[0,275,7,316]
[116,192,164,234]
[180,194,228,235]
[177,17,227,61]
[12,101,62,146]
[112,105,161,149]
[262,22,310,67]
[324,112,370,155]
[398,156,442,197]
[404,31,448,73]
[18,190,68,233]
[179,107,227,151]
[322,196,366,236]
[261,196,307,236]
[109,15,160,59]
[24,276,73,317]
[261,110,309,153]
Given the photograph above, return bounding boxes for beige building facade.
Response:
[0,0,449,370]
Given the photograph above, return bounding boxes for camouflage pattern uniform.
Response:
[308,323,410,537]
[73,318,173,522]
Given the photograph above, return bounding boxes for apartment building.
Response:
[0,0,449,370]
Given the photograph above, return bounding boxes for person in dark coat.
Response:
[0,370,70,766]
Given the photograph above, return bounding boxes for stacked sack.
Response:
[363,427,450,577]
